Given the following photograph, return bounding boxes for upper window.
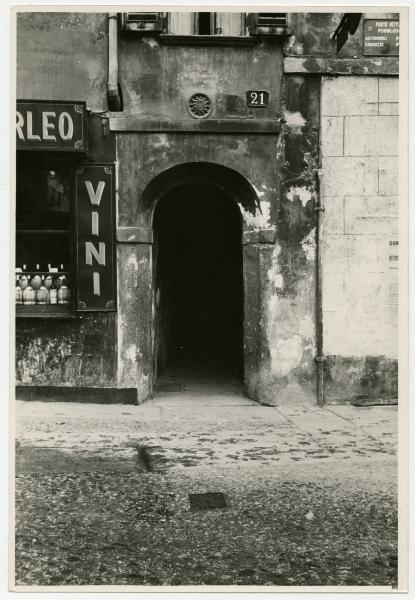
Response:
[122,12,247,37]
[121,12,289,39]
[168,12,246,36]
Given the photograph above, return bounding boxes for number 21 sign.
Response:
[246,90,269,107]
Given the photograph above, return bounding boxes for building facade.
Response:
[15,11,400,405]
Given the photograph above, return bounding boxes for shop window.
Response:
[15,161,74,316]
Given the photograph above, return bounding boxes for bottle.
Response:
[15,265,22,285]
[57,282,70,305]
[23,285,36,305]
[31,274,42,291]
[31,264,42,291]
[44,274,53,290]
[18,274,29,290]
[15,286,23,305]
[36,285,49,305]
[49,288,58,305]
[57,267,65,289]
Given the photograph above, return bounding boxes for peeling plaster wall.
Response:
[16,314,117,386]
[117,133,279,232]
[321,76,399,402]
[116,133,281,402]
[118,36,282,121]
[115,60,320,404]
[254,75,320,405]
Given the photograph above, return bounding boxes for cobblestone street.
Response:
[14,390,398,589]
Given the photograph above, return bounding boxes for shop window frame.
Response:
[15,156,77,319]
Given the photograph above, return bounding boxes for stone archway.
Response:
[117,161,276,403]
[138,161,260,230]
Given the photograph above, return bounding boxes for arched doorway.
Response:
[153,181,243,390]
[126,161,263,402]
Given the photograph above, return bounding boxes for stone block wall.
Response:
[321,75,399,401]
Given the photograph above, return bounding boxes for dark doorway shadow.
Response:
[153,182,243,393]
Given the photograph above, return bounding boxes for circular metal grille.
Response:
[188,93,212,118]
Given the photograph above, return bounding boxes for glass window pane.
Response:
[216,13,245,36]
[168,12,194,34]
[16,231,71,274]
[16,166,71,230]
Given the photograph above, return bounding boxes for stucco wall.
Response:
[115,133,281,402]
[118,36,282,120]
[258,75,320,405]
[321,75,399,401]
[16,12,108,112]
[16,314,118,387]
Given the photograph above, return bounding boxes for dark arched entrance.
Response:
[153,181,243,389]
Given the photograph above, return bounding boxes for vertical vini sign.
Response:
[75,165,116,311]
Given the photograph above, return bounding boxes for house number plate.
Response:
[246,90,269,107]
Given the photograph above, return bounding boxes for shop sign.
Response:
[75,165,116,311]
[363,20,399,55]
[16,100,87,151]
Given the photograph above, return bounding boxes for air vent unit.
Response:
[121,12,164,32]
[248,13,290,36]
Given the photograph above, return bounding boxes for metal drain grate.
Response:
[188,492,227,510]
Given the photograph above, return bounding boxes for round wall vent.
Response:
[188,93,212,118]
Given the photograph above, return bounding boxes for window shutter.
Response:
[248,13,289,36]
[121,12,164,32]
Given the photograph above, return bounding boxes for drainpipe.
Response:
[108,13,122,111]
[315,78,326,406]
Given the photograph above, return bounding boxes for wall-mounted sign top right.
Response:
[363,19,399,56]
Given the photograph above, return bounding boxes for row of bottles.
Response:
[15,264,70,306]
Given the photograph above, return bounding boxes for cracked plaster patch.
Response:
[284,110,307,131]
[242,201,270,229]
[270,335,304,378]
[302,228,316,262]
[287,186,313,208]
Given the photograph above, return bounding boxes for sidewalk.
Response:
[14,393,398,588]
[15,392,397,470]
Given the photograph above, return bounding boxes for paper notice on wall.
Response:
[386,239,399,326]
